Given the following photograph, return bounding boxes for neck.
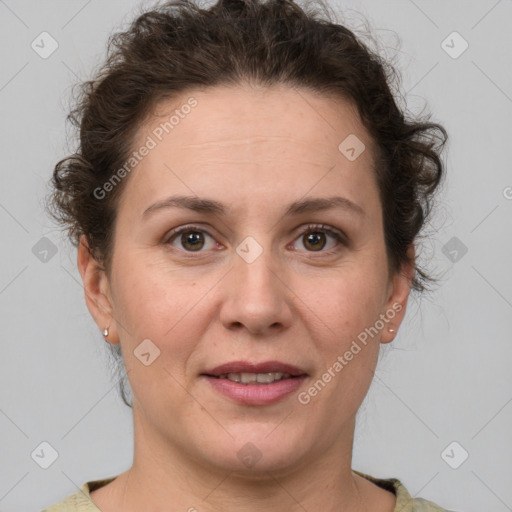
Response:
[101,409,367,512]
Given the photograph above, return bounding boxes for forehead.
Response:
[120,84,379,219]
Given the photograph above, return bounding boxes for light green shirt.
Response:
[42,470,456,511]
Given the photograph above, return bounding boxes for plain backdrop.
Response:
[1,0,511,511]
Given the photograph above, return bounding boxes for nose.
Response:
[219,245,293,336]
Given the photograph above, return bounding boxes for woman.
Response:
[44,0,452,510]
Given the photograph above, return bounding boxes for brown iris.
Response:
[303,232,326,251]
[181,230,205,251]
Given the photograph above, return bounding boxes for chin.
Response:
[198,427,309,475]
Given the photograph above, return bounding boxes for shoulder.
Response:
[353,469,458,512]
[42,477,116,512]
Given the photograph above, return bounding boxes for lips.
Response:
[203,360,307,377]
[201,360,308,405]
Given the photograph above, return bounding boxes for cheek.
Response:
[110,251,211,352]
[109,254,215,408]
[311,264,388,336]
[294,277,384,437]
[299,259,388,390]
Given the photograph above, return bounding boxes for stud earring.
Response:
[388,327,395,333]
[103,327,109,338]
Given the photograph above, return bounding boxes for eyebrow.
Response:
[142,194,365,219]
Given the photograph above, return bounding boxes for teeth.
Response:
[241,372,257,384]
[256,373,277,383]
[217,372,292,384]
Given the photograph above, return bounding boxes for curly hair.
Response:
[46,0,447,408]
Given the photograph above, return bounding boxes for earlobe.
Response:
[77,234,118,343]
[380,246,415,344]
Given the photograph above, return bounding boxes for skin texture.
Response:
[78,84,413,512]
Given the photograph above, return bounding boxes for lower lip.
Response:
[202,375,307,405]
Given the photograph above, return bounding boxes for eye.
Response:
[164,223,346,255]
[291,224,346,253]
[165,225,219,252]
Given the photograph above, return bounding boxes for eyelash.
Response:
[164,223,347,256]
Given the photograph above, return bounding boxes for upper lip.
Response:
[203,360,307,377]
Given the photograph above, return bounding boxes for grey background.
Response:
[1,0,511,510]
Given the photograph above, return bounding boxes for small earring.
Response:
[103,327,109,338]
[388,327,395,333]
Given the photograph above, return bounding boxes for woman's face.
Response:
[80,84,411,475]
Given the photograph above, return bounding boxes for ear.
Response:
[77,234,119,344]
[380,245,415,344]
